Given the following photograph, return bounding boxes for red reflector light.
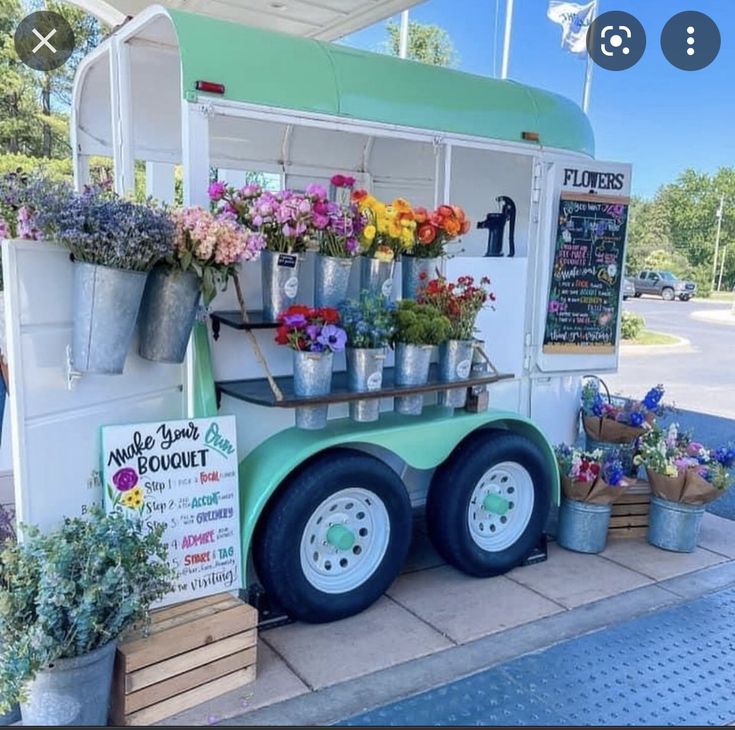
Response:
[195,80,225,94]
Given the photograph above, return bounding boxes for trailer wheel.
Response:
[426,432,550,577]
[253,450,412,623]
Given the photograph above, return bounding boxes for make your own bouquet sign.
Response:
[101,416,241,607]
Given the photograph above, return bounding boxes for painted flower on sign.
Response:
[112,467,138,492]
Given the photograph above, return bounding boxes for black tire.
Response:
[634,292,642,298]
[623,295,630,301]
[253,450,412,623]
[679,294,691,302]
[426,431,550,578]
[661,287,675,301]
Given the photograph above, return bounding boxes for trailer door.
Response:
[531,159,633,375]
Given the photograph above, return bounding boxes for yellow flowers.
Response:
[120,485,144,510]
[352,189,418,259]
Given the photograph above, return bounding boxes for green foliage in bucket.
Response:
[391,300,450,346]
[0,507,174,711]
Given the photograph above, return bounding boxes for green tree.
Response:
[382,19,459,67]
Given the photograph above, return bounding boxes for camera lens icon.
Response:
[587,11,646,71]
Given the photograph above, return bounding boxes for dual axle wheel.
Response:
[254,433,550,623]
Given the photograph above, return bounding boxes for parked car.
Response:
[622,277,636,300]
[633,270,697,301]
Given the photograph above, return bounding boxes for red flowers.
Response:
[331,174,357,188]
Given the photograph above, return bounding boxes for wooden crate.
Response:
[608,479,652,539]
[111,593,258,726]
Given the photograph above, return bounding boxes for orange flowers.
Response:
[408,203,471,258]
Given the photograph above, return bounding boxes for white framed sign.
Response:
[102,415,241,607]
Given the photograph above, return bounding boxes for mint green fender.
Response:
[237,406,560,576]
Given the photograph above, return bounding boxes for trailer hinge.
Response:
[531,161,543,203]
[198,102,215,118]
[523,332,533,372]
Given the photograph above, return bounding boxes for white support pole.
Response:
[712,193,724,290]
[110,37,135,196]
[500,0,514,79]
[718,246,728,292]
[399,9,410,59]
[581,1,598,113]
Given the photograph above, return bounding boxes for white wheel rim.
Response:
[299,488,390,594]
[467,461,535,552]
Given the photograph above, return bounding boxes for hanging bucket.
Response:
[71,262,147,374]
[359,257,395,299]
[346,347,385,423]
[647,495,705,553]
[557,498,611,554]
[438,339,474,409]
[293,350,333,429]
[394,342,432,416]
[314,254,354,308]
[401,256,440,299]
[262,250,301,321]
[138,265,201,364]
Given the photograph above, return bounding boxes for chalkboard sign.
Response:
[102,416,242,607]
[543,194,629,354]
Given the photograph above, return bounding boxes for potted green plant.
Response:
[137,206,263,363]
[401,203,470,299]
[33,184,175,374]
[0,507,174,726]
[637,424,734,552]
[390,300,450,416]
[339,292,396,423]
[554,445,629,554]
[418,274,495,409]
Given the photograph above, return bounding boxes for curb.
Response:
[690,309,735,326]
[620,333,691,355]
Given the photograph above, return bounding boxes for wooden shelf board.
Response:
[216,364,514,408]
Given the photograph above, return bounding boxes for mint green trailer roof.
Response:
[168,9,595,157]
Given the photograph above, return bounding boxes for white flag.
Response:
[547,1,596,56]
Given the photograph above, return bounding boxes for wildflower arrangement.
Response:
[169,207,263,305]
[636,423,733,503]
[0,507,174,712]
[351,190,416,261]
[417,274,496,340]
[275,305,347,352]
[318,174,364,258]
[391,300,450,346]
[554,444,627,503]
[581,380,665,427]
[408,204,471,258]
[339,292,396,349]
[31,185,175,272]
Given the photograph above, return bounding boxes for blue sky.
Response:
[341,0,734,198]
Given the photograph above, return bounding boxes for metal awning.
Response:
[66,0,423,39]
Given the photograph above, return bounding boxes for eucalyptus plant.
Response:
[0,507,174,711]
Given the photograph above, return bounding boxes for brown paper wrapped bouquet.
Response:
[554,444,630,505]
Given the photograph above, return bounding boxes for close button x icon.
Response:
[32,27,57,54]
[14,10,74,71]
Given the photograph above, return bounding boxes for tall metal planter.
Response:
[394,342,433,416]
[72,262,148,375]
[401,256,441,299]
[359,257,395,299]
[138,266,201,364]
[293,350,334,430]
[20,640,116,726]
[557,498,611,554]
[438,339,474,409]
[262,250,301,321]
[647,496,705,553]
[346,347,385,423]
[314,255,354,308]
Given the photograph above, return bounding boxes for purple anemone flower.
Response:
[283,313,308,328]
[317,324,347,352]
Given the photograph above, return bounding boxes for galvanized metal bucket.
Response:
[438,339,474,409]
[314,254,354,308]
[262,250,301,321]
[71,262,147,374]
[20,639,116,726]
[557,498,611,554]
[138,265,201,363]
[401,256,441,299]
[647,495,705,553]
[0,703,20,726]
[293,349,334,429]
[394,342,433,416]
[346,347,385,422]
[359,257,395,299]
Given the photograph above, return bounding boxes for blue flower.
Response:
[629,412,644,427]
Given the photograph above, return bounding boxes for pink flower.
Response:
[306,183,327,199]
[208,181,226,201]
